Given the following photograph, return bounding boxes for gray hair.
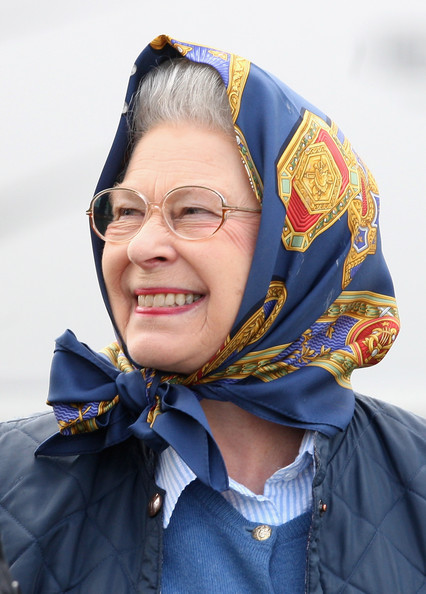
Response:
[131,59,235,141]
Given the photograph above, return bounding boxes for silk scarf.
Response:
[37,36,400,491]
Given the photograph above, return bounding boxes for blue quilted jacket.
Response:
[0,394,424,593]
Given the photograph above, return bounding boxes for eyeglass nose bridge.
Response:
[145,201,164,216]
[130,198,174,240]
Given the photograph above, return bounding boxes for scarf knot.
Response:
[36,330,228,490]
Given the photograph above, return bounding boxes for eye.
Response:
[167,188,223,221]
[114,206,145,220]
[175,205,220,219]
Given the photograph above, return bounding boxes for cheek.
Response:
[101,245,129,299]
[220,218,260,264]
[203,219,259,315]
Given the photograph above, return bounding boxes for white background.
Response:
[1,0,425,420]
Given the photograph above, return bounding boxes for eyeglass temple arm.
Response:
[223,205,261,213]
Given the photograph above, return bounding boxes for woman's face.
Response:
[102,122,260,374]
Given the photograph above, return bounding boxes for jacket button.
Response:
[252,525,272,541]
[319,500,328,514]
[148,493,163,517]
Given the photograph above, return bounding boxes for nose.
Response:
[126,205,178,267]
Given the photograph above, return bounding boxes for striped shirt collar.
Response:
[156,430,315,528]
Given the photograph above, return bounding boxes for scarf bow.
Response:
[36,329,228,491]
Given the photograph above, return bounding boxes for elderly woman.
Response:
[0,35,424,593]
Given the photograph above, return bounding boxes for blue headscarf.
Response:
[37,36,400,491]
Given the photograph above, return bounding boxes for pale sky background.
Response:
[1,0,425,420]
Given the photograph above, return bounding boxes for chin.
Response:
[126,344,188,374]
[124,331,224,375]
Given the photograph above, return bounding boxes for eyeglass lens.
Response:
[92,187,224,241]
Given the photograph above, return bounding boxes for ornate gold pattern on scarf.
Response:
[277,111,361,252]
[198,291,399,387]
[56,396,120,435]
[310,291,400,387]
[149,35,173,51]
[208,50,229,61]
[324,291,398,320]
[170,41,194,56]
[198,344,295,383]
[342,162,379,288]
[101,342,135,372]
[227,55,251,123]
[235,125,263,204]
[184,280,288,383]
[147,395,162,427]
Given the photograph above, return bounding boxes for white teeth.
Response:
[137,293,202,308]
[153,293,165,307]
[165,293,175,306]
[175,293,186,306]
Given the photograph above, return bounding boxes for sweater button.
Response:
[252,525,272,541]
[148,493,163,517]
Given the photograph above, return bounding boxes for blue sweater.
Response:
[162,480,311,593]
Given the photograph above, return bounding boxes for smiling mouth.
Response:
[137,293,203,308]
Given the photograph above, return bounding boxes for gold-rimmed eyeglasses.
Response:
[86,185,261,242]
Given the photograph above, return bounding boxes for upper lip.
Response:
[134,287,203,295]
